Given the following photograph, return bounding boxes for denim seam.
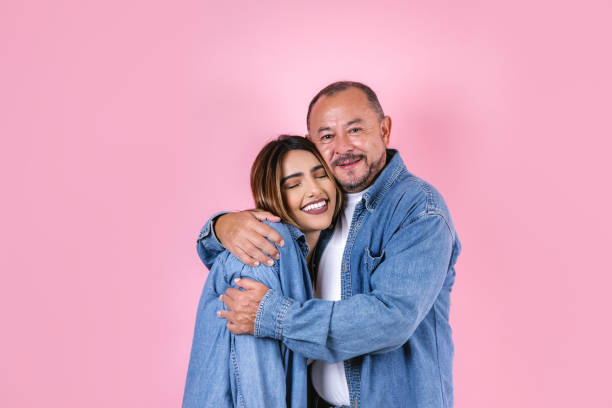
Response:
[366,157,406,212]
[254,289,274,338]
[275,295,294,340]
[433,307,449,408]
[341,205,368,407]
[406,212,455,241]
[230,336,247,408]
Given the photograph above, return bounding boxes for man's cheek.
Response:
[318,150,333,166]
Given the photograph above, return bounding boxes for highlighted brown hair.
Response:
[250,135,343,228]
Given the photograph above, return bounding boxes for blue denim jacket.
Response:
[183,222,314,407]
[197,150,461,408]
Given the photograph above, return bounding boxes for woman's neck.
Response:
[304,230,321,265]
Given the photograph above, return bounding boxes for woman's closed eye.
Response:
[314,171,328,179]
[284,181,300,189]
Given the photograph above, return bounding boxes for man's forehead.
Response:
[309,88,373,125]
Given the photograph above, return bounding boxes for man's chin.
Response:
[339,175,370,193]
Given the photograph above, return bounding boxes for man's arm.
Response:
[196,210,285,269]
[220,213,456,363]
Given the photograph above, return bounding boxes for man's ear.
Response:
[380,116,392,147]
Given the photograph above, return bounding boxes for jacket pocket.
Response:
[364,247,385,273]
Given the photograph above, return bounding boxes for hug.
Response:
[183,81,461,408]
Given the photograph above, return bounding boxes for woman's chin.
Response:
[297,217,333,234]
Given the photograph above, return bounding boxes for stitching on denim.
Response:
[254,289,273,337]
[433,308,449,408]
[365,154,406,212]
[275,296,294,340]
[342,204,368,407]
[197,222,210,242]
[230,336,246,408]
[405,212,455,241]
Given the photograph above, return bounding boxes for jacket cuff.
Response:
[254,289,294,340]
[196,211,228,252]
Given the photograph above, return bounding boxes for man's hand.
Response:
[215,210,284,267]
[217,278,269,335]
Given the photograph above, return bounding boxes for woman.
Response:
[183,135,343,407]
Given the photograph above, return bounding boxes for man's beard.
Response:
[333,152,386,193]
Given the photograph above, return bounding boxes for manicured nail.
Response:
[266,260,274,266]
[279,240,285,247]
[235,278,241,283]
[253,261,260,266]
[216,310,222,317]
[274,253,280,260]
[219,294,223,301]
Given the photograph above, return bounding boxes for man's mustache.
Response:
[332,153,365,167]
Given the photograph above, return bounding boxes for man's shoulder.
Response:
[388,172,451,218]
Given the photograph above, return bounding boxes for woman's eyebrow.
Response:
[281,172,303,184]
[310,165,324,173]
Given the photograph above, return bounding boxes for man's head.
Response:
[306,81,392,193]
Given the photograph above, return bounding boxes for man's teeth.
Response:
[302,201,326,212]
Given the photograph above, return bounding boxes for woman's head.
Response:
[251,135,342,233]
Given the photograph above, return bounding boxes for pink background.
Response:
[2,1,611,406]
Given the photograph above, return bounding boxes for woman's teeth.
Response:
[302,200,326,212]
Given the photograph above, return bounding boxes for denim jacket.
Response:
[183,222,314,407]
[196,150,461,408]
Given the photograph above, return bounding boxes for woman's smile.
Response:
[301,198,328,215]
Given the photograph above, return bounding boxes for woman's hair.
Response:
[250,135,343,228]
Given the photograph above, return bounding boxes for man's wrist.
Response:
[254,289,294,340]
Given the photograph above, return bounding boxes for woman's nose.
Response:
[305,178,322,196]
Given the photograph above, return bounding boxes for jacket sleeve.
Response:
[195,211,229,270]
[184,254,290,408]
[254,213,455,363]
[227,260,290,408]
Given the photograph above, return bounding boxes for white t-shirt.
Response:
[311,188,369,406]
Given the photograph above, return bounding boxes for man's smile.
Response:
[333,154,365,171]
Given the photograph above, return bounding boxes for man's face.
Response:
[307,87,391,193]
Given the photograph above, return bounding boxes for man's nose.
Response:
[334,130,354,155]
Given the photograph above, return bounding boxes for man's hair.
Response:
[250,135,343,228]
[306,81,385,130]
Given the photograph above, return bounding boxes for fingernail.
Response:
[253,261,260,267]
[235,278,241,283]
[216,310,222,317]
[274,253,280,260]
[266,259,274,266]
[219,294,223,301]
[279,240,285,247]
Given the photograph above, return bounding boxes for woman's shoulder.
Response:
[260,220,305,253]
[213,221,303,273]
[260,220,294,239]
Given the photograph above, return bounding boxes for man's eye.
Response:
[321,134,333,140]
[349,128,362,133]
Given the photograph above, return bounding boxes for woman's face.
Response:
[281,149,337,234]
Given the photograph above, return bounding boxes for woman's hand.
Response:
[217,278,269,335]
[215,210,284,267]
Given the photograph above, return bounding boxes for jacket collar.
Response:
[285,223,309,256]
[361,149,406,212]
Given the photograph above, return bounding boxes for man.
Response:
[196,81,461,407]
